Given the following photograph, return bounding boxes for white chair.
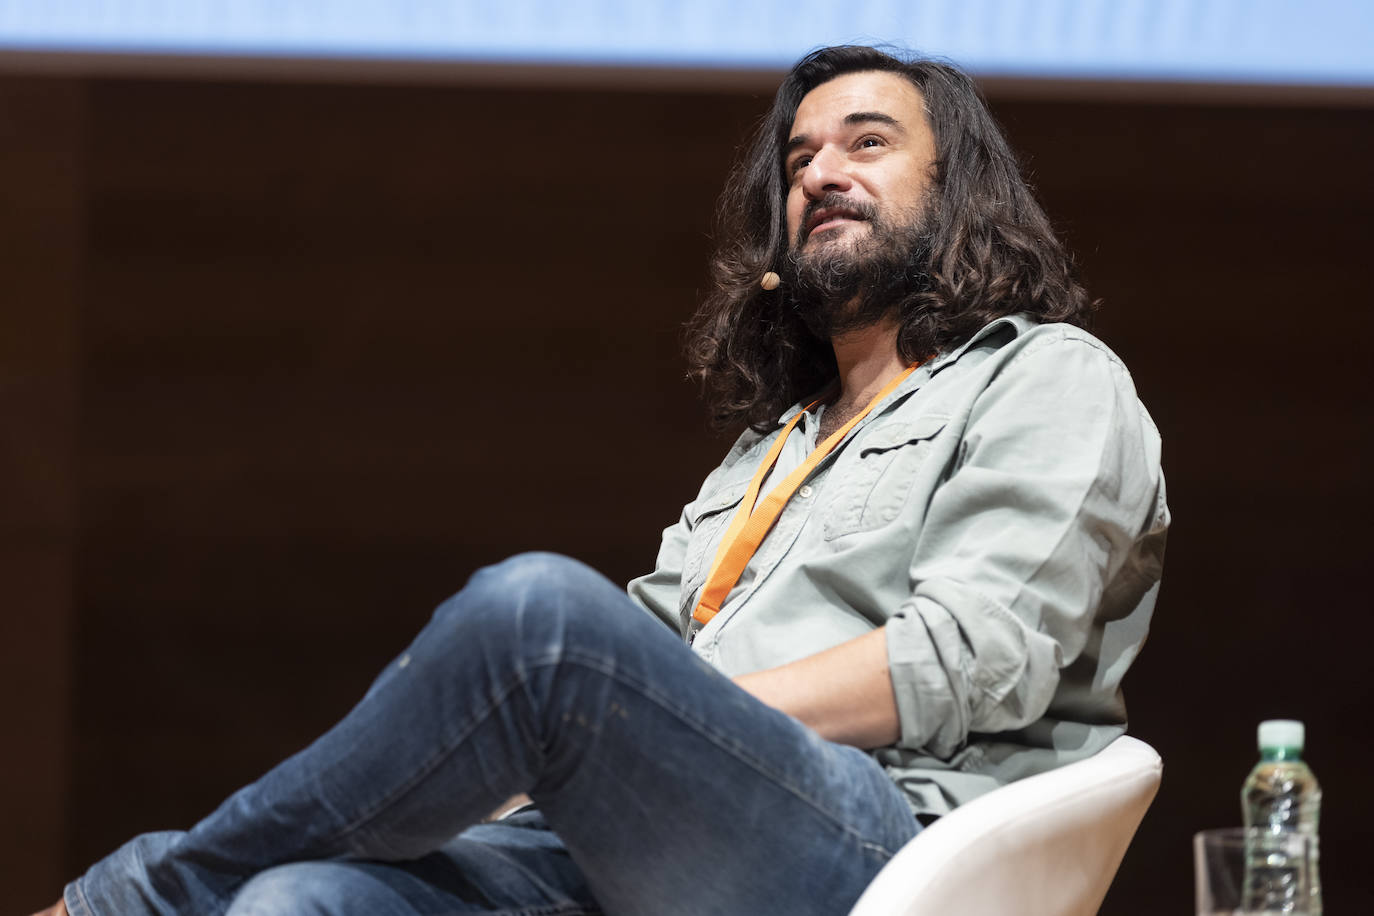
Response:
[848,735,1162,916]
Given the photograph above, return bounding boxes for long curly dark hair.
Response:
[685,46,1096,432]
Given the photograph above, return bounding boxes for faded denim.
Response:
[67,553,918,916]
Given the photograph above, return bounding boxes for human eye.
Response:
[787,153,812,178]
[856,134,886,150]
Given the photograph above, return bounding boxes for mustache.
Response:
[796,193,879,247]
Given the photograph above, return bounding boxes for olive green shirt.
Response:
[628,315,1169,816]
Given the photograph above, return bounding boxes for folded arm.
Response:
[732,628,898,749]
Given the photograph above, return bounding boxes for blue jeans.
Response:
[66,553,919,915]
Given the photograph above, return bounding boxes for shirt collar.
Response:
[925,313,1032,374]
[775,314,1035,425]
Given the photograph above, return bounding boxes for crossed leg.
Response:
[61,554,918,916]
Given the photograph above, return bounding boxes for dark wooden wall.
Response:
[3,72,1370,913]
[1,77,83,907]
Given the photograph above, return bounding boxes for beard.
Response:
[781,191,936,339]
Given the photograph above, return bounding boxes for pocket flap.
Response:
[691,478,749,521]
[858,414,949,455]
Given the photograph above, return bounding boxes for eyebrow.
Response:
[784,111,906,157]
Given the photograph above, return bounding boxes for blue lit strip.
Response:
[1,0,1371,87]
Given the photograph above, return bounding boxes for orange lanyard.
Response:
[692,364,920,626]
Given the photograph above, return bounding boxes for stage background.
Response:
[3,68,1371,912]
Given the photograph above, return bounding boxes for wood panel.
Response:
[68,78,762,871]
[991,98,1374,914]
[0,78,83,913]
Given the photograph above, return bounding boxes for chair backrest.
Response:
[848,735,1162,916]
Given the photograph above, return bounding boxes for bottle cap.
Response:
[1258,719,1305,751]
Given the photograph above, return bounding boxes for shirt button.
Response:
[798,485,814,499]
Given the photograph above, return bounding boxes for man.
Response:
[39,45,1167,916]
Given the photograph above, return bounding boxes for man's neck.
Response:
[818,316,905,439]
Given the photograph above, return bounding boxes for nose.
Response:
[800,145,852,200]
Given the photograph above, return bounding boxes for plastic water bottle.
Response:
[1240,719,1322,914]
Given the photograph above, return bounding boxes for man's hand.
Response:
[732,628,900,749]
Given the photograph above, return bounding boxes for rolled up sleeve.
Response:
[885,334,1163,758]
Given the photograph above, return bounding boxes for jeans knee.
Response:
[225,864,349,916]
[449,553,603,627]
[479,552,597,599]
[421,552,632,671]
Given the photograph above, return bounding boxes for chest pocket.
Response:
[821,414,948,541]
[681,477,750,593]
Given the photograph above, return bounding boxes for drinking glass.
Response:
[1194,827,1317,914]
